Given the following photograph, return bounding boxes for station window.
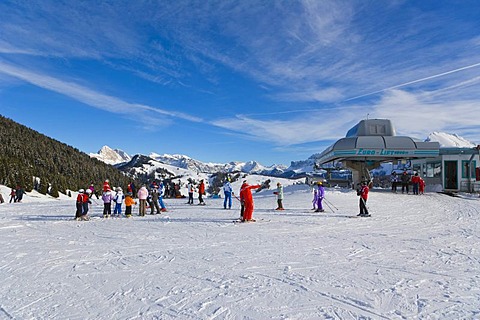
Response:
[462,160,476,178]
[426,162,441,178]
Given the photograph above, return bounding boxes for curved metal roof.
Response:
[317,119,440,164]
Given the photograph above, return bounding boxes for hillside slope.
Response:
[0,115,133,196]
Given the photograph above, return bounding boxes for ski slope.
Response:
[1,185,479,319]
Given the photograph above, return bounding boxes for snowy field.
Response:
[1,185,480,319]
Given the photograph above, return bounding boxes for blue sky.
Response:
[1,1,479,166]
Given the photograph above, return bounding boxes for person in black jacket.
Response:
[400,170,411,194]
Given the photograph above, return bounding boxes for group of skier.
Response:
[8,186,25,203]
[74,176,373,221]
[311,180,370,217]
[391,170,425,195]
[75,188,92,220]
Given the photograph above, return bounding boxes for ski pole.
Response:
[324,198,338,210]
[323,199,335,213]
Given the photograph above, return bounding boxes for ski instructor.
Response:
[240,180,261,222]
[357,181,370,217]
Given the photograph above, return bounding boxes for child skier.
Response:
[102,187,114,218]
[419,177,426,195]
[158,182,167,212]
[273,182,284,210]
[75,189,84,220]
[125,192,136,218]
[311,184,318,210]
[113,187,125,217]
[9,188,16,203]
[81,189,92,220]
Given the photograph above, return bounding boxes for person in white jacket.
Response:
[273,182,284,210]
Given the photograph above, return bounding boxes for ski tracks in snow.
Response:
[1,189,480,318]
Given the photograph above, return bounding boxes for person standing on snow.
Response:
[113,187,125,217]
[400,170,410,194]
[223,179,233,209]
[411,172,421,195]
[315,181,325,212]
[124,192,136,218]
[75,189,85,220]
[239,181,261,222]
[137,185,149,216]
[198,180,206,205]
[150,186,161,214]
[9,188,16,203]
[102,187,114,218]
[15,186,24,202]
[81,189,92,220]
[158,182,167,212]
[239,181,246,219]
[390,171,398,193]
[419,177,426,195]
[187,179,195,205]
[357,181,370,217]
[273,182,284,210]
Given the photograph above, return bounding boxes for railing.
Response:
[459,180,480,192]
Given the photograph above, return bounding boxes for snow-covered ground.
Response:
[1,184,480,319]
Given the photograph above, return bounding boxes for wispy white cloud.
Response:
[212,87,480,147]
[0,61,203,123]
[344,62,480,102]
[372,90,480,141]
[2,0,479,107]
[0,1,479,151]
[211,108,362,146]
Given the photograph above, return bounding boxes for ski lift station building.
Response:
[316,119,480,193]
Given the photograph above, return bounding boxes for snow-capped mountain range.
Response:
[90,146,313,178]
[425,132,477,148]
[90,146,132,165]
[90,132,477,178]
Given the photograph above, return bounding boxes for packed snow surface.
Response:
[1,185,480,319]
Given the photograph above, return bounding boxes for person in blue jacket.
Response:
[223,179,233,209]
[158,182,167,212]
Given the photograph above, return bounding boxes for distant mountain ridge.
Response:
[91,146,314,178]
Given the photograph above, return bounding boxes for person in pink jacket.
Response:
[137,185,149,216]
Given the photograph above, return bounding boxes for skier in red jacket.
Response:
[239,181,261,222]
[357,181,370,217]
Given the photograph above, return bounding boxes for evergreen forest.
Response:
[0,115,134,197]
